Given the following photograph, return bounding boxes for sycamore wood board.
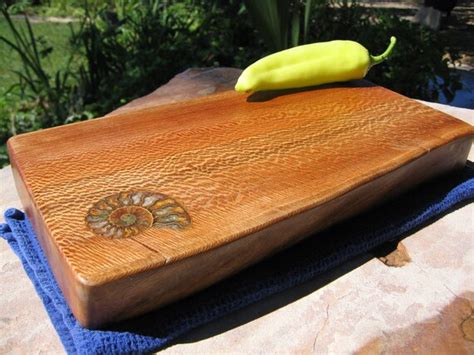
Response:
[7,85,474,328]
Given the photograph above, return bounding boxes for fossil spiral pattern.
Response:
[86,191,191,238]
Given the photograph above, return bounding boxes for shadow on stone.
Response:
[355,292,474,354]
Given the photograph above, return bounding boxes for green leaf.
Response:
[244,0,289,51]
[303,0,312,43]
[290,7,300,47]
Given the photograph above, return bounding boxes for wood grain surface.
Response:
[7,85,474,328]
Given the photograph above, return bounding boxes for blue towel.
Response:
[1,162,473,354]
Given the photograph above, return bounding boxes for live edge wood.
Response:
[7,85,474,328]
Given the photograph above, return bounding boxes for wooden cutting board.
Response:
[7,84,473,328]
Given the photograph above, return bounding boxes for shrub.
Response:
[303,1,462,102]
[71,0,262,115]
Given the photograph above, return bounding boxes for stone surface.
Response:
[0,166,63,353]
[0,68,473,354]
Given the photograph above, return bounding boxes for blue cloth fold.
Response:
[1,162,473,354]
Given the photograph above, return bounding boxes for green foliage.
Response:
[70,0,262,115]
[0,7,88,166]
[244,0,313,51]
[306,1,461,102]
[38,0,85,18]
[6,0,85,17]
[0,16,74,94]
[367,15,461,103]
[6,0,32,15]
[0,94,12,142]
[0,8,85,127]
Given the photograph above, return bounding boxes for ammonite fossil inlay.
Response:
[86,191,191,238]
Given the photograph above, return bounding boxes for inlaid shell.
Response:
[86,191,191,238]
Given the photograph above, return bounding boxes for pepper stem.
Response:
[370,36,397,68]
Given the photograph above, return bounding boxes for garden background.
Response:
[1,0,473,167]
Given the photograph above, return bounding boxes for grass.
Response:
[0,18,76,97]
[0,17,77,167]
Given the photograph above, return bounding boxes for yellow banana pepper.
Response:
[235,36,396,92]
